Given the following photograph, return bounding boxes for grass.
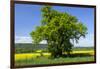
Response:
[15,56,94,66]
[15,50,95,66]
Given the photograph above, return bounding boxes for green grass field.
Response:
[15,56,94,66]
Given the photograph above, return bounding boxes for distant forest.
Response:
[15,43,94,54]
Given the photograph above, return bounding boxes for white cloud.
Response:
[15,36,47,44]
[15,36,32,43]
[39,40,47,44]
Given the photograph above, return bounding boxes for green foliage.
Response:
[30,6,87,58]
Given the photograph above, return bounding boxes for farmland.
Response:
[15,43,95,66]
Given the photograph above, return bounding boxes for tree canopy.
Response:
[30,6,87,58]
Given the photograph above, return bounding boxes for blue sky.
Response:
[15,4,94,47]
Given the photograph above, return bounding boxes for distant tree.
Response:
[30,6,87,58]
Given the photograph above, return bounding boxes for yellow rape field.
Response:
[71,50,94,55]
[15,50,94,61]
[15,53,51,60]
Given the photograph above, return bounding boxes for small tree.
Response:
[30,6,87,58]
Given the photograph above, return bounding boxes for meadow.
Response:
[15,43,95,66]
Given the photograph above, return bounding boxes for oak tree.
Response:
[30,6,87,58]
